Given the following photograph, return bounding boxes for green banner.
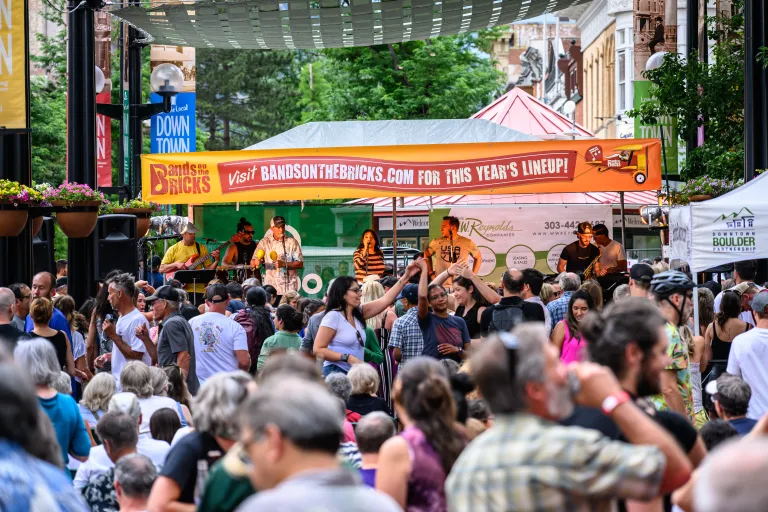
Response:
[195,204,373,297]
[634,80,677,174]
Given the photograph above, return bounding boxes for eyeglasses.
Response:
[348,287,362,294]
[429,292,448,301]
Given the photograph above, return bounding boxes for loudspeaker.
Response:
[94,214,138,281]
[33,217,56,276]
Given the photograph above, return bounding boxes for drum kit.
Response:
[215,265,262,284]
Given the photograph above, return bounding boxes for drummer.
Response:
[222,217,258,267]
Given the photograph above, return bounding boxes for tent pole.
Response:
[392,197,397,273]
[619,192,626,249]
[693,272,700,336]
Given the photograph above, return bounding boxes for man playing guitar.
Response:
[159,222,220,304]
[557,222,601,277]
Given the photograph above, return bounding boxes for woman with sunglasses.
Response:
[222,217,258,267]
[314,264,419,377]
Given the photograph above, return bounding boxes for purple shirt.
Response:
[360,467,376,488]
[401,426,447,512]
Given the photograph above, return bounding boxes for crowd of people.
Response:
[0,254,767,512]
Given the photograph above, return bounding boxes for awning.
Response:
[347,190,661,211]
[472,86,594,138]
[106,0,591,50]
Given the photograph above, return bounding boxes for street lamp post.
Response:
[563,100,576,140]
[96,63,184,197]
[67,0,99,306]
[645,51,671,201]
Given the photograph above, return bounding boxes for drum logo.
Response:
[712,207,756,253]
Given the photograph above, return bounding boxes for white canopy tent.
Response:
[668,172,768,335]
[669,172,768,273]
[244,119,539,150]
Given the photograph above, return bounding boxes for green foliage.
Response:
[29,0,68,187]
[298,35,504,122]
[627,3,744,180]
[196,49,304,150]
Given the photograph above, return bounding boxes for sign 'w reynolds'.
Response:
[142,138,662,204]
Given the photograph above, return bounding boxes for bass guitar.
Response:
[165,234,243,281]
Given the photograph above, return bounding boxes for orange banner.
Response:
[141,139,661,204]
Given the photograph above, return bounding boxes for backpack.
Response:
[488,303,524,334]
[233,309,259,375]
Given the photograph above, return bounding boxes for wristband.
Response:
[601,391,631,415]
[341,353,349,363]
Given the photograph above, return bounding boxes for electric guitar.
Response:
[165,234,243,280]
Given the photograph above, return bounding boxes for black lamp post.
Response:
[96,63,184,198]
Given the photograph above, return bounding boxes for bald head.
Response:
[502,268,525,296]
[31,272,55,299]
[695,438,768,512]
[0,288,14,321]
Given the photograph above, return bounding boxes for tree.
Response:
[298,34,504,122]
[196,49,304,150]
[30,1,68,187]
[628,3,744,180]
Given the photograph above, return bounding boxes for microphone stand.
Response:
[281,235,290,293]
[449,232,455,263]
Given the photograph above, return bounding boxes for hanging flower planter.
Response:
[0,202,30,237]
[41,182,106,239]
[689,194,712,202]
[112,208,155,237]
[28,206,54,238]
[0,179,45,237]
[101,198,161,238]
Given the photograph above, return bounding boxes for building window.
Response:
[618,51,626,111]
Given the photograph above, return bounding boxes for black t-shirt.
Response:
[560,241,601,274]
[561,403,698,512]
[0,323,30,351]
[347,394,391,417]
[160,431,224,504]
[479,296,546,336]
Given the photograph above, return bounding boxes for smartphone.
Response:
[105,313,115,323]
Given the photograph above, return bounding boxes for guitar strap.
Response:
[196,242,201,256]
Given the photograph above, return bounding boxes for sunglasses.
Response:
[243,230,255,235]
[355,329,364,347]
[348,287,362,294]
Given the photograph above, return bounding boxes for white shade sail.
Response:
[107,0,589,49]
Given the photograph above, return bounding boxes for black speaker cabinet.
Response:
[33,217,56,276]
[94,214,138,281]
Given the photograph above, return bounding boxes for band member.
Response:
[557,222,601,275]
[353,229,385,283]
[251,216,303,299]
[222,217,258,267]
[424,216,481,287]
[593,223,627,275]
[158,222,219,304]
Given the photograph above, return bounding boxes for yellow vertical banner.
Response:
[0,0,28,129]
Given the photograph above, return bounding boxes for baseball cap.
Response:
[242,277,261,287]
[630,263,655,283]
[206,283,229,303]
[729,283,751,296]
[397,283,418,303]
[180,222,199,234]
[145,285,179,303]
[577,222,593,235]
[270,216,286,228]
[751,290,768,314]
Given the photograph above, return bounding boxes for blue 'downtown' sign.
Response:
[150,92,196,153]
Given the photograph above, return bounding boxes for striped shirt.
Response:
[446,413,665,512]
[353,248,385,283]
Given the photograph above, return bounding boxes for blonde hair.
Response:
[361,280,385,330]
[81,373,117,411]
[348,363,380,395]
[540,283,554,304]
[279,291,300,306]
[30,297,54,325]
